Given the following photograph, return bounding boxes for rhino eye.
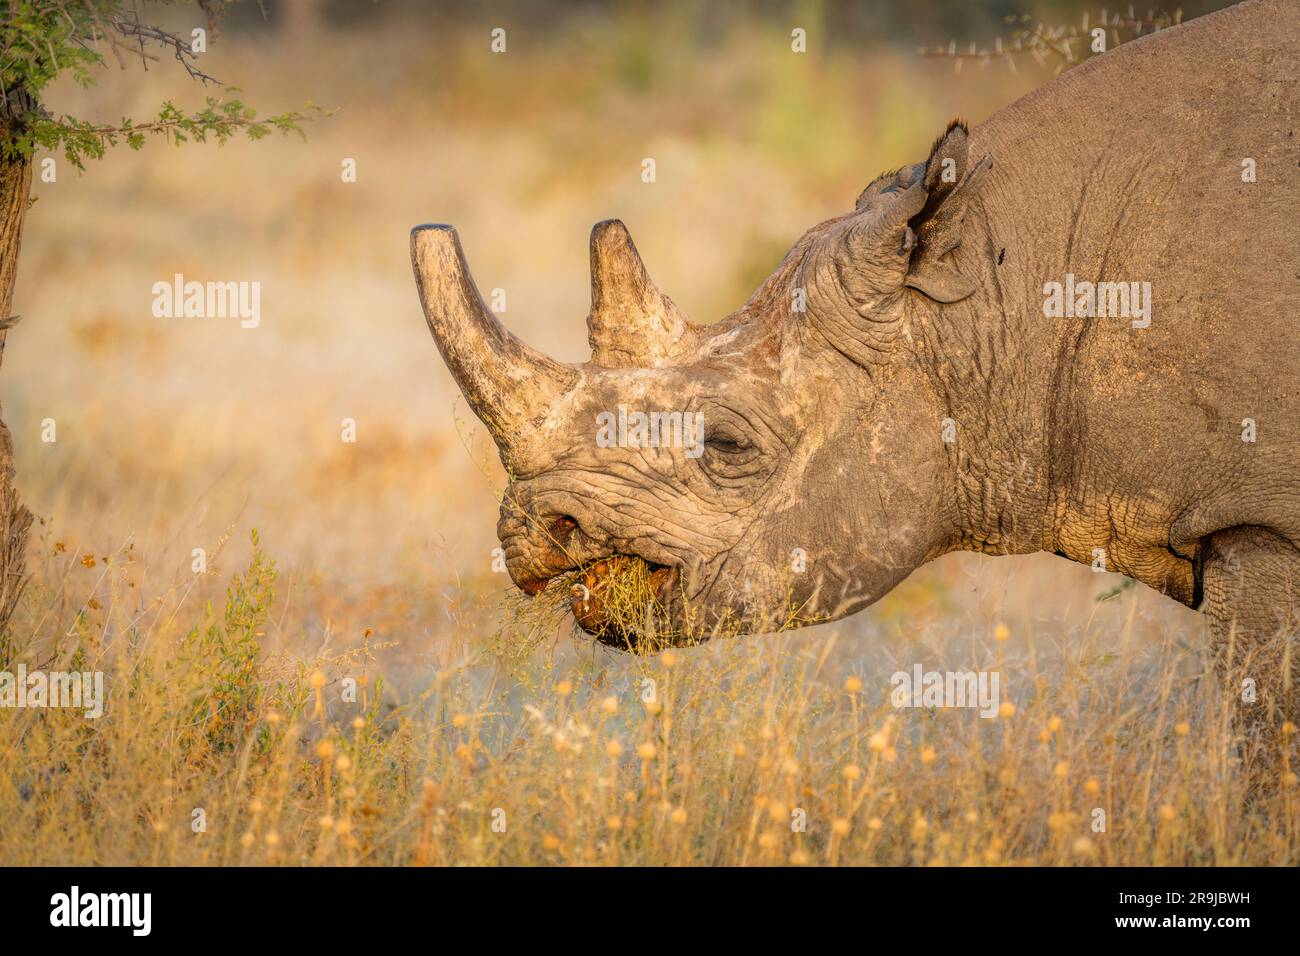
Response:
[705,432,751,455]
[692,404,779,487]
[700,427,768,487]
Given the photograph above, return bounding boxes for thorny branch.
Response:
[1,0,229,101]
[1,2,322,167]
[105,12,221,85]
[918,6,1185,75]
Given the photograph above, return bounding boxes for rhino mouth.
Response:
[560,555,680,649]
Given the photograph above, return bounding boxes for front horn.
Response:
[411,224,578,469]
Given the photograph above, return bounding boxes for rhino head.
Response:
[412,122,991,649]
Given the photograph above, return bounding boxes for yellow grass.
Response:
[3,530,1297,865]
[3,4,1292,866]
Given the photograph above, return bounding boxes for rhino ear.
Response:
[917,120,970,217]
[902,120,990,304]
[840,120,988,306]
[854,162,923,211]
[905,259,978,303]
[807,122,989,364]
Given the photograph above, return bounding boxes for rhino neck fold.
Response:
[910,155,1060,563]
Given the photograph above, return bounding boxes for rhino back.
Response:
[963,0,1299,600]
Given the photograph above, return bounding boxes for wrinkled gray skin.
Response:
[414,1,1299,747]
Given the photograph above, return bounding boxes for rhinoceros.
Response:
[412,0,1299,737]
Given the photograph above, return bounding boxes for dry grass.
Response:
[555,555,664,650]
[3,4,1291,866]
[2,530,1297,866]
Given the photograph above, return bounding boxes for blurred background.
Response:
[9,0,1232,685]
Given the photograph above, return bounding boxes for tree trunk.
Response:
[0,136,34,641]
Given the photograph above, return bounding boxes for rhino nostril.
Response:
[547,514,578,550]
[513,515,581,597]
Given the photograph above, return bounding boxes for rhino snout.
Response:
[498,510,583,595]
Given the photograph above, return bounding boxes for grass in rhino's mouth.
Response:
[495,554,825,664]
[568,556,661,634]
[523,555,680,653]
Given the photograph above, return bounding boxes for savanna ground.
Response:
[4,0,1294,866]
